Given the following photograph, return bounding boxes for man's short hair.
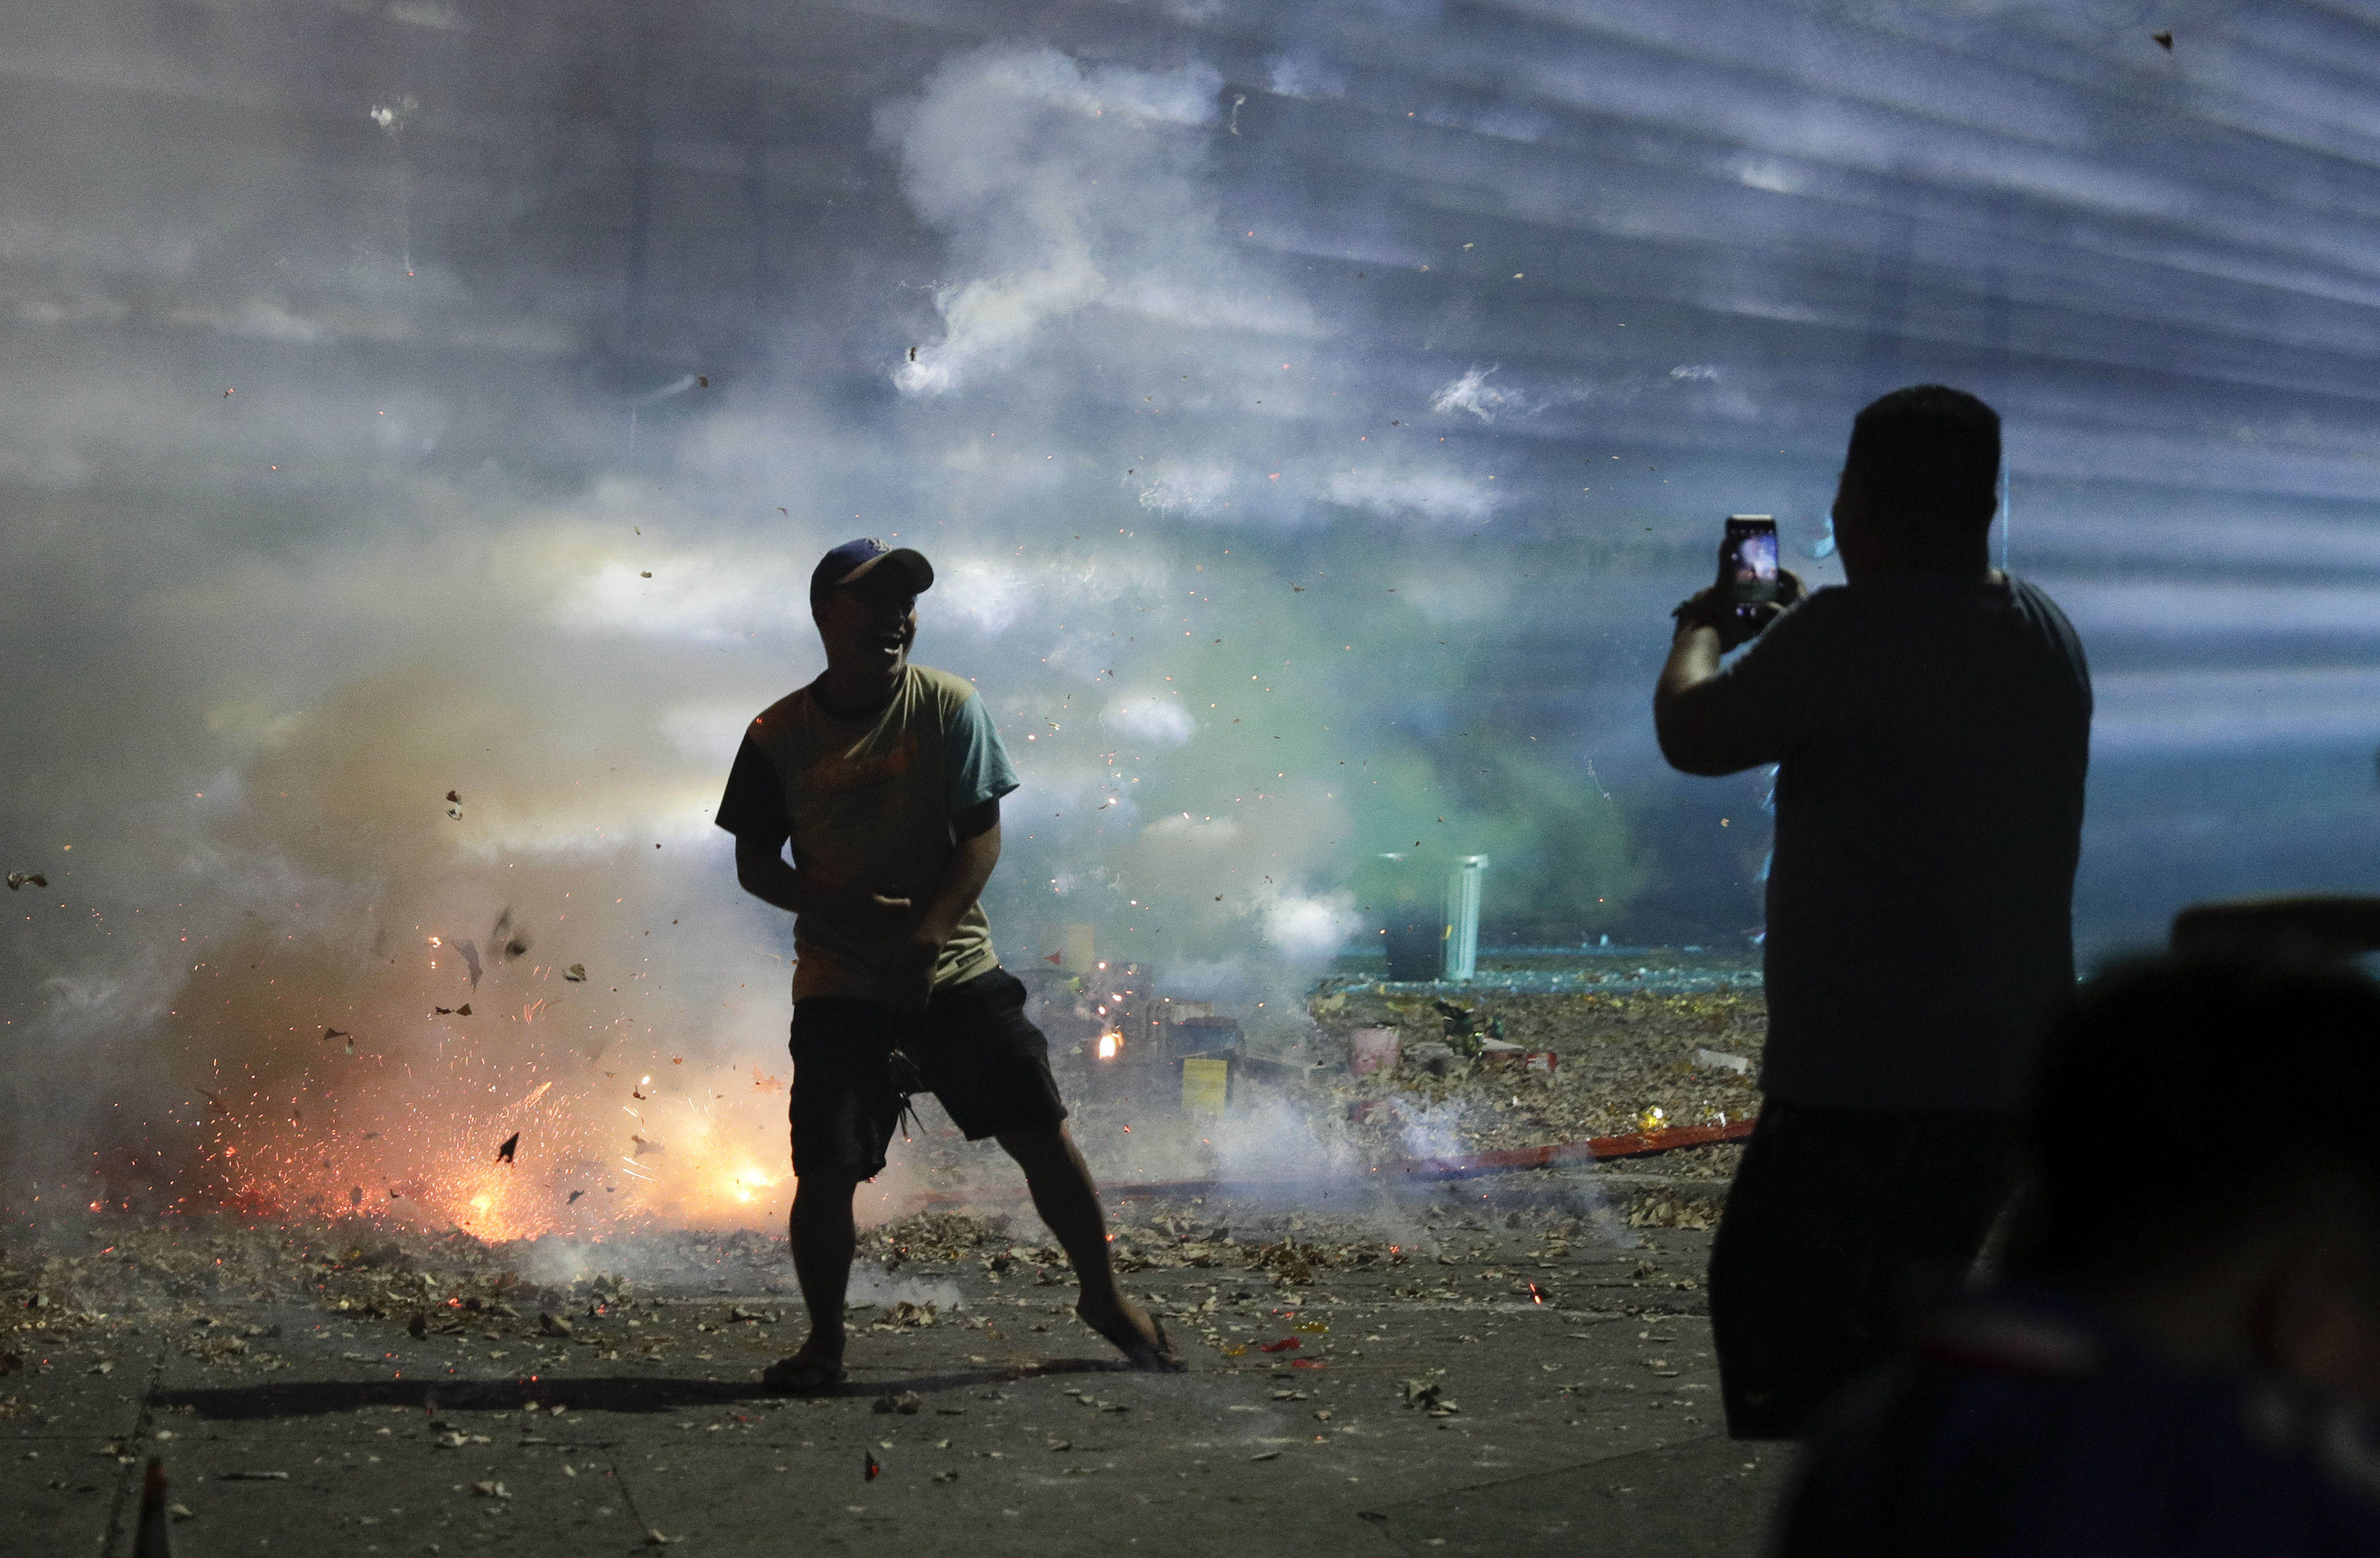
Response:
[2010,954,2380,1284]
[1845,384,2002,529]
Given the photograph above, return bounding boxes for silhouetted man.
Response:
[717,538,1179,1391]
[1653,386,2091,1437]
[1777,953,2380,1555]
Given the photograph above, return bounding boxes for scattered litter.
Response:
[645,1531,684,1547]
[932,1469,959,1484]
[1695,1048,1751,1074]
[873,1391,922,1415]
[1403,1381,1459,1416]
[217,1471,289,1482]
[538,1312,572,1337]
[1258,1337,1301,1354]
[470,1480,510,1500]
[864,1451,881,1480]
[1248,1450,1281,1462]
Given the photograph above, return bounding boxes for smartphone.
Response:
[1718,515,1779,607]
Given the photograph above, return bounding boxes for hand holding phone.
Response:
[1673,515,1798,652]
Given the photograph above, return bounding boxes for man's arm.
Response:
[914,798,1001,945]
[733,837,912,935]
[881,798,1001,1012]
[1653,580,1798,777]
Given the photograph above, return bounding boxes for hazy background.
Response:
[6,0,2378,1225]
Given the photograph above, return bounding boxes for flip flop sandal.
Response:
[1128,1319,1189,1374]
[761,1354,849,1395]
[1082,1309,1189,1373]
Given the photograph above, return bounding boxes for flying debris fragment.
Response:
[568,1190,585,1204]
[459,939,482,989]
[349,1186,362,1209]
[2153,29,2174,49]
[631,1134,663,1158]
[492,908,529,962]
[564,964,587,982]
[5,872,47,891]
[446,790,463,821]
[322,1028,349,1043]
[198,1087,230,1118]
[697,374,709,388]
[864,1451,881,1481]
[496,1132,520,1164]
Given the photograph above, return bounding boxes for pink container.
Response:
[1349,1027,1400,1076]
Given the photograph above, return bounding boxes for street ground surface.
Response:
[4,1170,1793,1557]
[7,963,1795,1555]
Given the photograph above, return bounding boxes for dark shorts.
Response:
[1706,1099,2016,1439]
[788,967,1068,1180]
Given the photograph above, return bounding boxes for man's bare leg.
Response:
[997,1126,1178,1366]
[771,1168,862,1389]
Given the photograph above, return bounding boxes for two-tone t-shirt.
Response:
[714,664,1020,1006]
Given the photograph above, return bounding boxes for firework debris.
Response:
[6,872,48,890]
[872,1390,924,1415]
[496,1132,520,1165]
[492,908,530,962]
[321,1028,349,1043]
[2153,29,2173,50]
[459,939,483,989]
[568,1189,586,1204]
[134,1457,172,1558]
[564,964,587,981]
[864,1451,881,1481]
[445,790,463,821]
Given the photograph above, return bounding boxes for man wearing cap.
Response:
[718,538,1181,1391]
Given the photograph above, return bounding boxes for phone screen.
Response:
[1721,515,1779,605]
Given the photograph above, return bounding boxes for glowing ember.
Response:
[1096,1032,1119,1060]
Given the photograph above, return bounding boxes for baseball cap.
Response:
[809,538,934,606]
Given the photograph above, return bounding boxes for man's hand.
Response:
[1675,569,1805,654]
[823,887,915,942]
[883,930,942,1016]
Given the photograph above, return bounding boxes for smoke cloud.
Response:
[7,0,2380,1231]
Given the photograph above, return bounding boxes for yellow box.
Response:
[1181,1057,1230,1118]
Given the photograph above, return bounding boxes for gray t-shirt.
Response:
[1699,573,2091,1111]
